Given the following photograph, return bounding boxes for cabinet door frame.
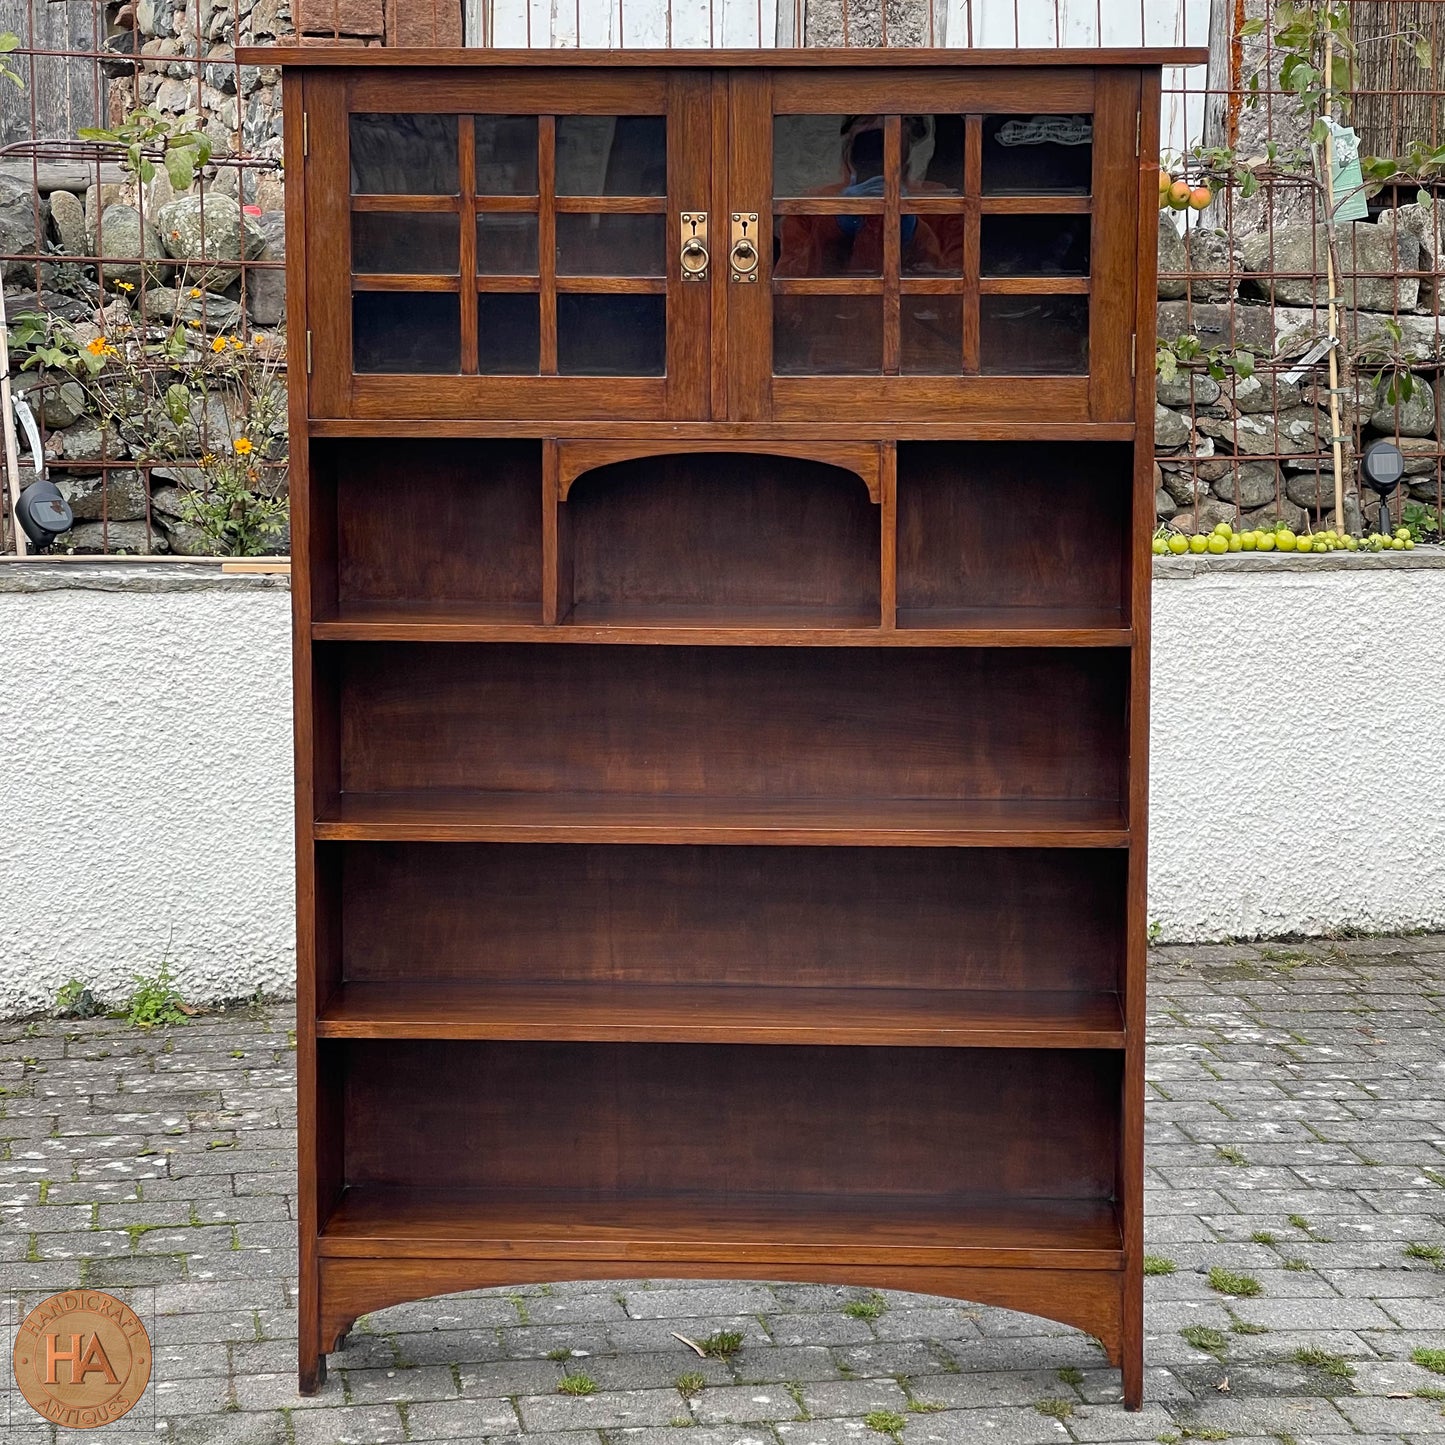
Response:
[304,68,713,421]
[726,66,1141,424]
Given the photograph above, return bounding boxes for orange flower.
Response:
[210,336,229,353]
[232,437,254,456]
[85,337,107,356]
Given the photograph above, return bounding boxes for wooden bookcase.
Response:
[243,43,1205,1409]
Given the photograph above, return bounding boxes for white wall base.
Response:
[1,555,1441,1016]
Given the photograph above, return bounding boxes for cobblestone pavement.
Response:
[2,937,1443,1444]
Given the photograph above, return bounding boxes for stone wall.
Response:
[1154,205,1445,534]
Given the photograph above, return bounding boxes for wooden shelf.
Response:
[318,1186,1124,1269]
[317,982,1125,1047]
[315,791,1130,846]
[314,602,1129,645]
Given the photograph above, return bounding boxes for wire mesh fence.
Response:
[0,0,1439,555]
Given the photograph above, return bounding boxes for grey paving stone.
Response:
[689,1383,803,1423]
[624,1286,780,1320]
[518,1386,684,1432]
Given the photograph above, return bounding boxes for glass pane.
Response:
[773,295,881,375]
[556,214,665,277]
[474,115,538,194]
[980,214,1091,276]
[774,114,965,198]
[555,116,666,196]
[353,291,460,373]
[352,213,459,275]
[774,213,882,278]
[981,114,1093,196]
[901,295,963,374]
[478,293,540,374]
[979,295,1089,374]
[901,214,965,276]
[908,114,964,195]
[476,214,539,275]
[350,113,458,195]
[557,294,665,375]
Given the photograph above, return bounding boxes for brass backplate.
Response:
[680,211,708,281]
[730,212,759,282]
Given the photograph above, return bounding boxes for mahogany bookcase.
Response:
[242,42,1204,1408]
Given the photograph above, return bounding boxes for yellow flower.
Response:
[85,337,107,355]
[231,337,245,351]
[200,452,216,465]
[116,280,134,292]
[188,288,202,299]
[232,437,254,455]
[186,319,201,328]
[211,336,229,353]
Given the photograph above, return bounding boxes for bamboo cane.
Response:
[1320,29,1348,534]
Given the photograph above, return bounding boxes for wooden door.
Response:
[726,67,1142,424]
[304,68,713,420]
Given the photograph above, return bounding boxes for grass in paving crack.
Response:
[546,1347,571,1362]
[1143,1254,1176,1276]
[864,1410,908,1439]
[1215,1145,1248,1167]
[1056,1366,1084,1387]
[1251,1231,1277,1245]
[1413,1348,1445,1376]
[1404,1242,1444,1264]
[845,1292,888,1320]
[1282,1258,1309,1272]
[124,954,189,1029]
[1227,1314,1268,1336]
[1287,1213,1327,1241]
[1180,1325,1228,1360]
[1422,1167,1445,1189]
[1416,1386,1445,1402]
[1207,1266,1262,1297]
[1034,1398,1074,1421]
[1292,1347,1354,1380]
[558,1372,597,1396]
[675,1372,706,1398]
[700,1330,743,1358]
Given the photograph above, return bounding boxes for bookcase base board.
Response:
[310,1258,1139,1399]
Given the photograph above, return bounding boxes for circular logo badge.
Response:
[12,1290,151,1430]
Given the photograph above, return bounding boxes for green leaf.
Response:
[1241,171,1260,199]
[164,146,195,192]
[1156,347,1178,383]
[1240,17,1265,36]
[1231,351,1256,379]
[0,32,20,52]
[1419,189,1434,211]
[165,383,192,428]
[1412,36,1433,71]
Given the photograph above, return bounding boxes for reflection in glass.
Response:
[474,115,538,194]
[555,116,666,195]
[352,212,459,274]
[980,214,1091,276]
[981,114,1092,195]
[556,214,665,276]
[774,114,965,197]
[353,291,460,373]
[774,211,963,278]
[476,214,539,274]
[773,294,882,374]
[979,295,1089,374]
[901,295,963,374]
[350,114,458,195]
[478,293,540,374]
[557,294,665,374]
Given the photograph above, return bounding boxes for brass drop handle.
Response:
[679,211,708,281]
[729,212,760,282]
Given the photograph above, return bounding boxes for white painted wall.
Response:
[1,556,1441,1016]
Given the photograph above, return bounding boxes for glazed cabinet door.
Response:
[726,68,1142,424]
[303,69,713,419]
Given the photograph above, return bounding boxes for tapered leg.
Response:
[1121,1273,1144,1409]
[299,1346,326,1396]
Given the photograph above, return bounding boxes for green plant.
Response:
[1251,1231,1278,1246]
[845,1293,887,1320]
[124,955,188,1029]
[1148,919,1162,945]
[1215,1145,1248,1167]
[1293,1346,1354,1379]
[675,1372,706,1397]
[1034,1398,1074,1421]
[557,1373,597,1396]
[700,1330,743,1358]
[54,978,99,1020]
[24,312,289,557]
[546,1348,571,1362]
[1404,1242,1444,1264]
[1282,1258,1308,1272]
[1416,1386,1445,1401]
[78,106,213,190]
[1403,502,1441,545]
[1208,1267,1262,1297]
[1414,1348,1445,1375]
[1156,334,1255,385]
[1143,1255,1177,1277]
[863,1411,907,1438]
[1056,1366,1084,1387]
[1180,1325,1228,1360]
[1228,1317,1268,1336]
